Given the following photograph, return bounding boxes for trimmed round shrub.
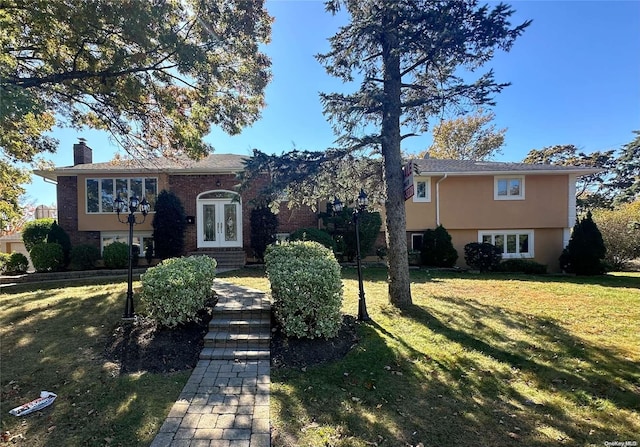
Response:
[496,259,547,275]
[103,242,129,269]
[47,221,72,267]
[30,242,64,272]
[140,256,217,328]
[22,218,54,252]
[289,227,336,251]
[0,253,10,274]
[464,242,502,272]
[70,244,101,270]
[6,252,29,274]
[265,241,343,339]
[421,225,458,267]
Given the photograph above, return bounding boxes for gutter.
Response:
[436,173,448,226]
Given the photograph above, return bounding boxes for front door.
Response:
[197,191,242,248]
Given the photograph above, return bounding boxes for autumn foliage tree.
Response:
[1,0,272,221]
[424,110,506,160]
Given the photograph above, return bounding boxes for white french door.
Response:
[197,192,242,248]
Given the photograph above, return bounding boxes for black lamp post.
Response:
[114,194,150,319]
[332,189,371,321]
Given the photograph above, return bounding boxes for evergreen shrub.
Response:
[560,211,607,275]
[6,253,29,274]
[30,242,64,272]
[47,221,72,267]
[152,190,187,259]
[464,242,502,272]
[496,259,547,275]
[103,242,129,269]
[141,256,217,328]
[22,218,54,252]
[289,227,336,251]
[250,206,279,261]
[421,225,458,267]
[70,244,101,270]
[265,241,343,339]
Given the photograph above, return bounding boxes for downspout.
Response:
[436,173,448,226]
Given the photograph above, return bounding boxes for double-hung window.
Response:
[479,230,534,258]
[494,176,524,200]
[413,177,431,202]
[86,177,158,213]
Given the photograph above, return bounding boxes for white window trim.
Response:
[101,232,153,256]
[494,175,525,200]
[86,177,158,214]
[478,229,534,259]
[413,176,431,202]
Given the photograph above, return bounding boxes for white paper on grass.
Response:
[9,391,57,416]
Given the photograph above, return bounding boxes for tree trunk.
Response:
[381,9,413,308]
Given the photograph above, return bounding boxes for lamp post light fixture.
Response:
[332,188,371,322]
[114,194,150,320]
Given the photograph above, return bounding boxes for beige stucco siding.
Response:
[76,173,169,232]
[404,174,570,231]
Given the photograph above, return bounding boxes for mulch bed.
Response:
[104,299,360,374]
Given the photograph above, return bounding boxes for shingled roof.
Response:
[411,158,601,176]
[34,153,248,181]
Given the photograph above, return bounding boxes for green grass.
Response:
[0,279,190,446]
[220,268,640,447]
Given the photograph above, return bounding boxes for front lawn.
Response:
[0,279,190,446]
[221,268,640,447]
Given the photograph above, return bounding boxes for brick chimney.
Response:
[73,138,93,165]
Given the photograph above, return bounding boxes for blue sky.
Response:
[25,0,640,206]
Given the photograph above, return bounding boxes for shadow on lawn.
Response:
[397,300,639,444]
[0,280,180,446]
[271,293,638,447]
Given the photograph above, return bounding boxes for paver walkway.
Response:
[151,281,271,447]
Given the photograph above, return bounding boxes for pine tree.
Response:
[46,221,72,268]
[560,212,606,275]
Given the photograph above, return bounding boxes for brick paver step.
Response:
[199,347,270,360]
[204,331,271,348]
[209,317,271,332]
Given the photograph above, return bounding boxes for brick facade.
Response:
[57,176,100,248]
[168,174,318,258]
[54,171,320,261]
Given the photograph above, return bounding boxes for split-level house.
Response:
[405,158,598,270]
[34,141,597,271]
[34,141,316,269]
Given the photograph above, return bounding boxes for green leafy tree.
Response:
[559,212,606,275]
[47,221,71,268]
[243,0,529,308]
[592,201,640,270]
[321,207,382,261]
[21,217,54,252]
[523,145,617,211]
[610,131,640,205]
[250,206,279,262]
[422,110,506,160]
[152,190,187,259]
[421,225,458,267]
[1,0,272,220]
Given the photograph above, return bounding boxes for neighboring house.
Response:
[1,206,57,272]
[33,141,597,272]
[405,158,599,271]
[33,141,316,269]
